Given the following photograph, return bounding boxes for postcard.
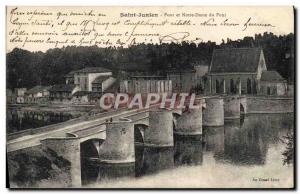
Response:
[6,6,295,189]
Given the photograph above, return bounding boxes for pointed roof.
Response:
[261,71,285,82]
[210,48,263,73]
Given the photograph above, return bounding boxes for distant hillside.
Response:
[6,32,294,89]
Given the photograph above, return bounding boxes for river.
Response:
[81,113,294,188]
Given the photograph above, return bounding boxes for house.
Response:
[15,88,27,103]
[91,76,116,93]
[64,70,76,84]
[166,69,196,92]
[73,67,112,91]
[259,71,287,96]
[207,48,268,95]
[120,76,172,94]
[25,85,51,103]
[7,89,16,104]
[49,84,79,103]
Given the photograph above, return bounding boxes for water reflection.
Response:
[7,107,74,133]
[203,114,293,166]
[135,146,174,177]
[97,163,135,181]
[81,113,294,186]
[223,119,268,165]
[174,135,203,166]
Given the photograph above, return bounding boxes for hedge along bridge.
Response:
[7,95,294,187]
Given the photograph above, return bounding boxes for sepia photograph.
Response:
[5,5,295,189]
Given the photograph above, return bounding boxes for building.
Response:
[25,85,51,103]
[64,70,76,84]
[91,76,116,93]
[120,76,172,94]
[207,48,268,95]
[15,88,27,103]
[259,71,287,96]
[49,84,79,103]
[72,67,112,91]
[7,89,16,104]
[167,69,196,93]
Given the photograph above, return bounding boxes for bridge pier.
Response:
[203,97,224,126]
[175,108,202,135]
[144,109,174,147]
[98,119,135,163]
[223,95,240,119]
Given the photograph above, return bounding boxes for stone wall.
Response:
[259,81,287,96]
[246,96,294,113]
[209,74,257,95]
[40,137,81,187]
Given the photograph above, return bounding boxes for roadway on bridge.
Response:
[7,107,151,152]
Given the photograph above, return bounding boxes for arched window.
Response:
[267,87,271,95]
[247,78,252,94]
[216,79,220,94]
[230,79,235,94]
[253,80,257,94]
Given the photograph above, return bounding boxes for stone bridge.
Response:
[7,94,294,187]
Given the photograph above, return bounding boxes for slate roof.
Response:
[92,76,111,84]
[49,84,76,92]
[210,48,263,73]
[26,85,51,94]
[261,71,285,82]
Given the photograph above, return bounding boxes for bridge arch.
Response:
[80,138,104,185]
[134,124,147,145]
[80,138,104,159]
